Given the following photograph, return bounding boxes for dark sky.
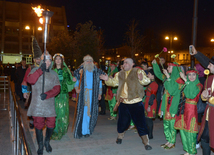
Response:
[8,0,214,49]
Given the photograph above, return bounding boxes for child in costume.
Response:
[105,63,118,120]
[152,59,184,149]
[144,69,158,139]
[174,69,202,155]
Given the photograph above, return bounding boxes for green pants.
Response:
[163,119,177,144]
[108,97,117,117]
[130,119,134,126]
[180,130,197,154]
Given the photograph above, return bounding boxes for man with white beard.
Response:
[73,55,106,138]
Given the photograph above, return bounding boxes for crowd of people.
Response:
[3,39,214,155]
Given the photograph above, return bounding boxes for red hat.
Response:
[168,62,180,67]
[186,69,198,75]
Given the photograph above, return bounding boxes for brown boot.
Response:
[141,135,152,150]
[116,132,125,144]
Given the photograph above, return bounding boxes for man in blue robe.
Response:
[74,55,105,138]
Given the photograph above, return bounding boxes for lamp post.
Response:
[165,35,178,51]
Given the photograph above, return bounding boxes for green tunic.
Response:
[153,63,183,144]
[51,67,75,140]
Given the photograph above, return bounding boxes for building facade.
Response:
[0,1,67,64]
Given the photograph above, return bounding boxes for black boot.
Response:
[146,118,153,139]
[44,128,54,153]
[35,128,43,155]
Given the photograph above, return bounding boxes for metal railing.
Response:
[7,77,32,155]
[0,76,8,110]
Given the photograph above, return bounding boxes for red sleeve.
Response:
[27,68,43,85]
[22,68,31,86]
[45,85,60,99]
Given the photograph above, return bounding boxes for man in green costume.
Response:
[152,59,184,149]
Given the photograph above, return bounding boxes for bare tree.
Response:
[125,19,145,58]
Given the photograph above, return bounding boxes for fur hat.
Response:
[32,36,42,59]
[83,55,93,62]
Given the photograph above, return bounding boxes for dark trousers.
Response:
[117,102,148,136]
[145,117,153,139]
[99,93,106,113]
[201,121,211,155]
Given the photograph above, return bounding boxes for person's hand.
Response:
[40,63,46,72]
[72,77,77,82]
[23,93,29,99]
[189,45,197,55]
[202,89,209,99]
[138,73,143,81]
[40,93,47,100]
[99,74,109,81]
[98,95,101,100]
[76,88,81,94]
[147,106,151,112]
[179,72,187,82]
[163,69,170,78]
[109,75,113,79]
[152,59,157,64]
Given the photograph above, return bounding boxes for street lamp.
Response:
[165,35,178,51]
[25,26,30,30]
[211,38,214,42]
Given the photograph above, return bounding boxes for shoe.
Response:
[160,144,166,148]
[83,134,90,138]
[128,125,135,130]
[29,123,34,129]
[116,138,122,144]
[134,129,138,133]
[196,143,200,149]
[35,128,43,155]
[108,117,116,120]
[145,145,152,150]
[164,144,175,150]
[44,128,54,153]
[148,135,153,139]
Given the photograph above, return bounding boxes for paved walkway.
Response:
[18,99,207,155]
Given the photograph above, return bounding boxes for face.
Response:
[123,59,133,71]
[159,58,165,65]
[141,64,147,70]
[208,63,214,74]
[55,56,62,66]
[147,72,154,80]
[85,59,93,65]
[22,60,26,67]
[167,65,173,73]
[45,59,51,69]
[34,58,41,65]
[188,72,196,82]
[110,65,116,71]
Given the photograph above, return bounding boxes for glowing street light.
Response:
[211,38,214,42]
[32,5,44,17]
[25,26,30,30]
[38,27,42,31]
[117,55,120,58]
[173,37,178,40]
[135,53,139,56]
[165,36,169,40]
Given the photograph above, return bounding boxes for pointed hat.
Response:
[32,36,42,59]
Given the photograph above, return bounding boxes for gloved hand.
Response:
[40,93,47,100]
[40,63,46,72]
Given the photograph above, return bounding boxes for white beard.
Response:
[84,63,94,72]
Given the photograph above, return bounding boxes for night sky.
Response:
[8,0,214,49]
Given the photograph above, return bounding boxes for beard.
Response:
[84,63,94,72]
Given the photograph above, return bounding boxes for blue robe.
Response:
[75,70,102,135]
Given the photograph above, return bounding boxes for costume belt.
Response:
[85,88,92,117]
